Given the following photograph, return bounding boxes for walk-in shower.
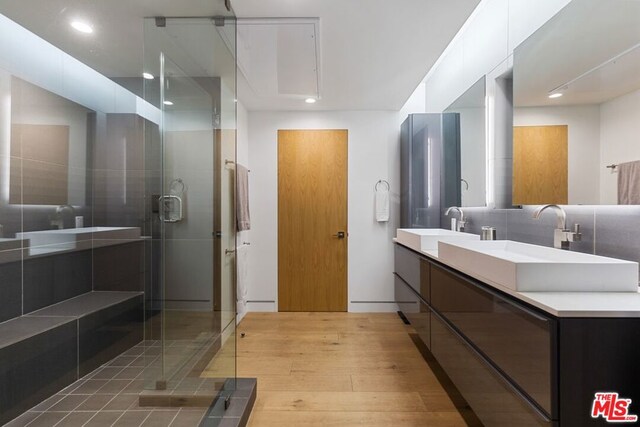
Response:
[0,1,240,424]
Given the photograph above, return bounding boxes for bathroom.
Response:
[1,0,640,426]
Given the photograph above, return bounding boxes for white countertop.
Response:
[394,239,640,318]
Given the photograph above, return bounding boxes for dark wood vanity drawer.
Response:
[420,258,431,302]
[394,244,421,293]
[405,300,431,350]
[431,311,551,427]
[394,274,431,350]
[430,263,556,419]
[394,275,420,315]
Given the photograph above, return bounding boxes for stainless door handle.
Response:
[333,231,346,239]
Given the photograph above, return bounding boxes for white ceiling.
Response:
[514,0,640,108]
[232,0,480,111]
[0,0,480,112]
[234,19,321,101]
[0,0,233,81]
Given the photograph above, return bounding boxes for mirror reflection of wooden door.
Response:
[513,125,568,205]
[278,129,348,312]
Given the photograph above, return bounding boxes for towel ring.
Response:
[375,180,390,191]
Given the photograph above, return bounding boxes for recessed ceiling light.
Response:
[143,73,155,80]
[163,100,174,106]
[305,98,317,104]
[548,93,563,99]
[70,21,94,34]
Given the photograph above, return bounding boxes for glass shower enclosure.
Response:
[142,15,237,398]
[0,1,239,422]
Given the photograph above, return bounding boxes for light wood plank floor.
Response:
[218,312,473,427]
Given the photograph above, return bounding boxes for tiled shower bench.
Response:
[0,291,143,425]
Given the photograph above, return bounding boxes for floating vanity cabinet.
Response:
[394,275,428,343]
[431,264,555,417]
[394,242,640,426]
[394,245,431,349]
[430,264,555,425]
[431,312,550,426]
[394,244,421,294]
[420,259,430,302]
[395,275,431,349]
[557,318,640,426]
[394,275,420,315]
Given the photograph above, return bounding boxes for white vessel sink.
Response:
[438,240,639,292]
[396,228,479,252]
[17,227,141,252]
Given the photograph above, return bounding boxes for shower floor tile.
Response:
[6,341,211,427]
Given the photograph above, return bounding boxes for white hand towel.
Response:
[375,189,390,222]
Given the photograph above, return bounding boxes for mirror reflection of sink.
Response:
[438,240,639,292]
[16,227,141,254]
[396,228,480,253]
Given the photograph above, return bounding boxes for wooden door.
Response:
[513,125,568,205]
[278,129,348,312]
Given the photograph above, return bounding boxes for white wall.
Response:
[600,88,640,204]
[514,105,601,204]
[244,84,425,313]
[246,111,400,312]
[425,0,571,112]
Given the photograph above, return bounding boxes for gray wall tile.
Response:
[594,206,640,265]
[0,259,22,322]
[23,251,92,314]
[0,321,78,425]
[93,242,144,292]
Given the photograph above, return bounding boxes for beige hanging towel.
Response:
[618,160,640,205]
[236,164,251,231]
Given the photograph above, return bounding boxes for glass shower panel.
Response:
[143,16,237,394]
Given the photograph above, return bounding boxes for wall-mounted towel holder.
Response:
[375,180,390,191]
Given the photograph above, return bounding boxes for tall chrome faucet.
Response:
[532,204,581,250]
[445,206,467,232]
[50,204,75,230]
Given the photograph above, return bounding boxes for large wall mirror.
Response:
[9,76,94,207]
[445,76,486,207]
[513,0,640,205]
